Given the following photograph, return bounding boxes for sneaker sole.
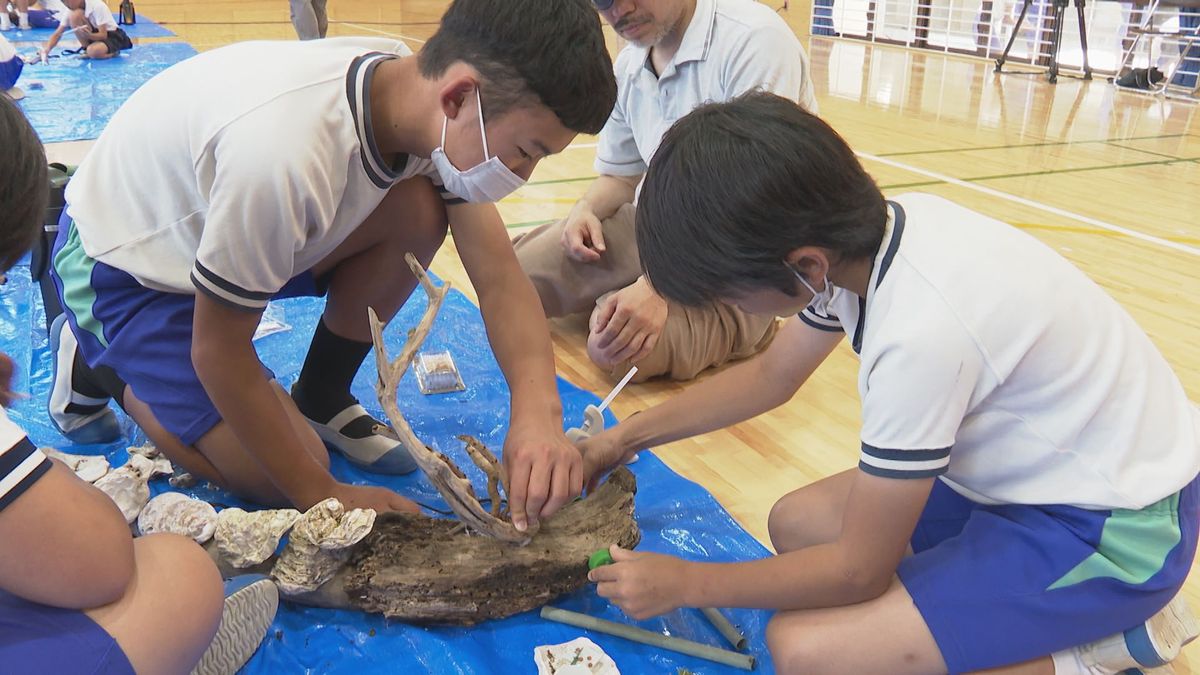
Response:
[1128,595,1200,667]
[191,579,279,675]
[311,422,418,475]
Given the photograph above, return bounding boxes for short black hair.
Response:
[636,92,887,307]
[419,0,617,135]
[0,95,47,273]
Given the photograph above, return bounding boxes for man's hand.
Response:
[589,277,668,368]
[560,199,607,263]
[588,546,693,620]
[327,483,420,515]
[577,428,631,494]
[503,420,584,531]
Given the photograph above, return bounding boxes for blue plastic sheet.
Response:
[1,263,778,674]
[3,14,174,41]
[15,41,197,143]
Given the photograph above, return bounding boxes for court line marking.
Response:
[878,133,1192,158]
[340,21,426,43]
[857,151,1200,257]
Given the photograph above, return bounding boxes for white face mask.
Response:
[788,263,837,316]
[430,88,527,203]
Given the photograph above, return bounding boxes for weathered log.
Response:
[278,466,638,624]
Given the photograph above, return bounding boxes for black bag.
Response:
[118,0,136,25]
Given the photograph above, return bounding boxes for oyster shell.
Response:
[41,447,110,483]
[136,492,218,544]
[92,454,156,523]
[215,507,303,569]
[272,498,376,595]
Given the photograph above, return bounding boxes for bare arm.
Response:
[449,201,582,529]
[593,471,932,618]
[0,461,136,609]
[582,318,844,487]
[42,23,67,53]
[191,295,337,509]
[561,174,642,262]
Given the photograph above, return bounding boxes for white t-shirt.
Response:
[66,38,449,312]
[84,0,117,31]
[595,0,817,179]
[802,193,1200,510]
[0,407,51,512]
[0,34,15,62]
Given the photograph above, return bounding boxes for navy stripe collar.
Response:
[346,53,408,189]
[852,201,906,354]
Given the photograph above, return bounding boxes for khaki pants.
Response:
[513,205,778,382]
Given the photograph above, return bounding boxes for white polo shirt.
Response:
[802,193,1200,510]
[66,38,449,312]
[595,0,817,179]
[83,0,117,31]
[0,407,50,512]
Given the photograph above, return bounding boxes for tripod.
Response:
[994,0,1093,83]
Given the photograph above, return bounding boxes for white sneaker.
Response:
[1079,595,1200,671]
[191,575,278,675]
[303,402,417,475]
[1,14,12,30]
[17,11,28,29]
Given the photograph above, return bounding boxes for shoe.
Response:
[48,314,121,444]
[0,14,12,30]
[3,86,24,101]
[1080,595,1200,670]
[191,575,278,675]
[301,400,417,475]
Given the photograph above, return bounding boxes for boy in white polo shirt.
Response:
[49,0,617,526]
[514,0,818,384]
[580,93,1200,674]
[41,0,130,59]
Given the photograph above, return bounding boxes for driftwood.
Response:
[232,253,641,624]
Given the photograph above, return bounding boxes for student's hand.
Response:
[578,428,631,494]
[328,483,420,515]
[560,199,606,263]
[589,277,668,368]
[589,545,692,620]
[503,420,584,531]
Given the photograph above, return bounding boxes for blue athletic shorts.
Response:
[50,214,326,446]
[0,55,22,92]
[0,588,135,674]
[899,474,1200,674]
[27,9,60,28]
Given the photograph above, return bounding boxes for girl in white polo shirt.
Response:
[581,92,1200,674]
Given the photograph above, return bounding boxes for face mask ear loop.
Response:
[474,87,490,160]
[440,113,449,149]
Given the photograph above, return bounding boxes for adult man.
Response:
[514,0,817,383]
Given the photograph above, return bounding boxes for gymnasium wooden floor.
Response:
[45,0,1200,669]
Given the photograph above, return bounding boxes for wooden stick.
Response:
[540,606,756,671]
[701,607,748,651]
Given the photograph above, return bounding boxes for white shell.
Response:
[92,454,156,523]
[272,498,376,595]
[215,508,303,569]
[169,473,197,489]
[127,444,160,459]
[137,492,218,544]
[41,447,110,483]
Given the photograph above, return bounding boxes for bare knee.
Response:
[68,8,85,25]
[378,177,448,261]
[86,42,111,59]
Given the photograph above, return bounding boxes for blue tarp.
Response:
[1,263,778,674]
[3,14,174,41]
[15,41,197,143]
